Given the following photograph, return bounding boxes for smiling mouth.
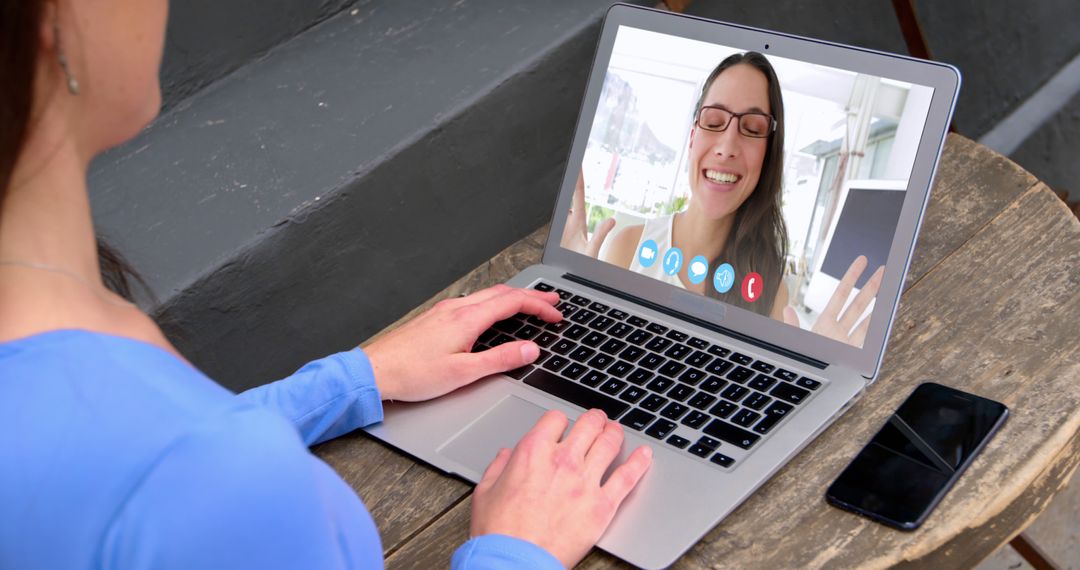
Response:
[704,169,740,184]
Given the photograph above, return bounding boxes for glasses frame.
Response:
[695,105,777,139]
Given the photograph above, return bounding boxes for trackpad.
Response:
[438,396,550,479]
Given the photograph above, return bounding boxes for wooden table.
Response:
[314,134,1080,568]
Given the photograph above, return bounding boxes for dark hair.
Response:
[1,0,147,303]
[693,52,788,317]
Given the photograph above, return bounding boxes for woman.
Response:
[0,1,651,568]
[563,52,884,347]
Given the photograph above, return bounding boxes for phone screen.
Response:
[826,383,1008,530]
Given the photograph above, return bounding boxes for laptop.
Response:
[366,4,959,568]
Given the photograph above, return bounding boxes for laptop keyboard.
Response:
[471,281,826,470]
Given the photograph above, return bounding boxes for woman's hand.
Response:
[365,285,562,402]
[470,409,653,567]
[785,255,884,347]
[560,170,615,258]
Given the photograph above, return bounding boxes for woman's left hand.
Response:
[365,285,562,402]
[784,255,884,347]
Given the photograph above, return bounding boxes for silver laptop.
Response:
[366,5,959,568]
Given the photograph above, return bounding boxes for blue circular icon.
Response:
[662,247,683,276]
[713,263,735,293]
[687,255,709,285]
[638,239,658,268]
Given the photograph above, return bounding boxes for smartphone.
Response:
[825,382,1008,530]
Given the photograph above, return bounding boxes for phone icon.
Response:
[741,272,762,303]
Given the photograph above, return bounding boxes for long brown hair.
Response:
[1,0,148,302]
[694,52,787,317]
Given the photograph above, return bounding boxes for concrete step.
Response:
[89,0,648,391]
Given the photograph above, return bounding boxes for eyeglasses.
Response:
[696,106,776,139]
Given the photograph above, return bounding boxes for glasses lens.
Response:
[698,107,731,132]
[740,114,772,138]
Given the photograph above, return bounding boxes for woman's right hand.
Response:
[560,170,615,259]
[470,408,653,567]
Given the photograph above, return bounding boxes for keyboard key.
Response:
[753,401,795,434]
[571,309,597,325]
[743,392,771,410]
[667,434,691,449]
[554,288,573,301]
[640,394,668,412]
[729,352,753,366]
[514,325,541,340]
[731,409,761,427]
[645,337,673,352]
[681,410,709,429]
[504,365,532,379]
[710,452,735,468]
[471,342,488,353]
[587,354,615,370]
[570,295,591,306]
[580,370,607,387]
[797,377,822,390]
[556,302,579,317]
[493,318,522,334]
[727,366,754,383]
[562,324,586,340]
[707,345,731,358]
[771,383,811,404]
[490,334,515,347]
[699,377,727,394]
[774,368,799,382]
[618,346,646,362]
[599,379,628,395]
[619,408,656,431]
[527,315,547,326]
[543,356,570,372]
[534,332,558,348]
[627,316,649,328]
[524,369,629,419]
[709,400,738,418]
[551,339,576,355]
[668,384,695,402]
[646,377,675,394]
[750,361,775,374]
[664,343,692,360]
[626,368,654,386]
[764,400,794,418]
[686,350,713,368]
[608,309,629,320]
[697,435,721,449]
[645,418,677,439]
[599,338,627,355]
[589,301,610,313]
[568,346,595,363]
[687,392,717,410]
[687,337,709,350]
[590,316,615,331]
[533,282,554,292]
[665,330,689,342]
[748,374,777,392]
[705,359,733,376]
[478,328,498,344]
[639,353,665,370]
[657,360,686,378]
[688,443,711,458]
[678,368,707,386]
[721,384,750,402]
[626,329,652,346]
[660,402,689,420]
[607,322,632,338]
[703,419,761,449]
[546,320,571,333]
[581,331,607,347]
[607,360,633,378]
[619,386,647,404]
[646,323,669,335]
[535,349,551,364]
[563,363,588,380]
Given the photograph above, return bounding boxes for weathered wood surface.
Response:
[315,134,1080,568]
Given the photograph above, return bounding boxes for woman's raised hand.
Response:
[784,255,885,348]
[470,408,653,568]
[365,285,562,402]
[560,170,615,259]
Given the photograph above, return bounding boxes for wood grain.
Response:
[318,135,1080,568]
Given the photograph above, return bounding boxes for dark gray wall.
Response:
[1011,91,1080,195]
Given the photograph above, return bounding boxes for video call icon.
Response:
[713,262,735,293]
[638,239,658,268]
[662,247,683,276]
[688,255,709,285]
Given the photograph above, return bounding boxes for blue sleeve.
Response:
[237,348,383,445]
[99,408,383,570]
[452,534,564,570]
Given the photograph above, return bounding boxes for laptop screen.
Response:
[558,25,935,350]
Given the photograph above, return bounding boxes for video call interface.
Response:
[559,26,935,348]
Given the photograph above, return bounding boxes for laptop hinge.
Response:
[563,272,828,370]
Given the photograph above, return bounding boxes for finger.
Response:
[518,409,570,450]
[478,447,512,490]
[456,340,539,380]
[584,419,625,481]
[560,409,608,460]
[850,314,873,348]
[820,255,868,322]
[586,218,616,259]
[601,445,653,506]
[782,306,800,328]
[837,265,884,333]
[459,289,563,329]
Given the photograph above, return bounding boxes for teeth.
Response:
[705,170,739,184]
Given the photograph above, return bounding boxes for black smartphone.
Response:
[825,382,1008,530]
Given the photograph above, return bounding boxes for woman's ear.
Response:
[39,0,59,51]
[688,126,696,149]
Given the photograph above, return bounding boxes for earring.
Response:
[53,20,80,95]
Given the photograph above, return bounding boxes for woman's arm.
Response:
[601,225,644,269]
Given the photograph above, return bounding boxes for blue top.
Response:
[0,330,562,569]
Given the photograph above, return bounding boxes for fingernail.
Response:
[520,342,539,362]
